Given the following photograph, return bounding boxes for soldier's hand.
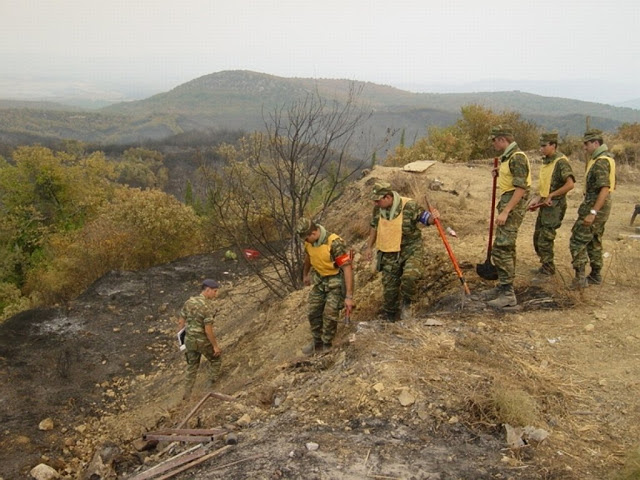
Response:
[583,213,596,227]
[213,347,222,357]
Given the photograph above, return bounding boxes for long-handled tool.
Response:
[425,199,470,295]
[476,157,499,280]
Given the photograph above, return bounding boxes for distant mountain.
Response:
[614,98,640,110]
[3,70,640,147]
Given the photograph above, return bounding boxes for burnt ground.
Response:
[1,162,639,480]
[0,251,251,479]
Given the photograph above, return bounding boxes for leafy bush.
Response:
[384,104,540,165]
[25,188,205,304]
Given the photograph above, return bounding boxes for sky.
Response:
[1,0,640,104]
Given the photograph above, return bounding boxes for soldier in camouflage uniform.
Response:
[297,218,354,355]
[364,181,439,322]
[529,132,575,280]
[481,125,531,308]
[177,279,222,400]
[569,129,615,288]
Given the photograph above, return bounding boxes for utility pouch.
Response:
[376,250,383,272]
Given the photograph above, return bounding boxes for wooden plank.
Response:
[402,160,436,172]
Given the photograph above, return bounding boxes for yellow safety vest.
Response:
[306,233,340,277]
[376,197,409,253]
[498,152,532,195]
[586,155,616,192]
[538,155,567,197]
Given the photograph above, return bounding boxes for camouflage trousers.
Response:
[492,192,528,286]
[184,337,222,397]
[379,242,423,317]
[533,199,567,268]
[308,271,345,345]
[570,199,611,271]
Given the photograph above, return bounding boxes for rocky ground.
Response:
[1,160,639,480]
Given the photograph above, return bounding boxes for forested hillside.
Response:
[2,70,640,149]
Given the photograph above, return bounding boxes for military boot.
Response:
[531,263,555,284]
[486,285,517,308]
[587,268,602,285]
[302,340,323,356]
[570,267,588,290]
[475,285,501,301]
[400,300,413,321]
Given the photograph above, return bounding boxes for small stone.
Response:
[477,322,487,328]
[448,416,459,424]
[236,414,252,427]
[372,382,384,393]
[584,324,595,332]
[306,442,319,451]
[398,389,416,407]
[424,318,444,326]
[29,464,60,480]
[38,418,54,431]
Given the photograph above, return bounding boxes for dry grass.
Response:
[614,446,640,480]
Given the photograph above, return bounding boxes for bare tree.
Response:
[203,83,377,296]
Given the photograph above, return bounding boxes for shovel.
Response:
[476,157,499,280]
[425,199,470,295]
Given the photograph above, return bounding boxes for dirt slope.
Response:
[1,159,639,480]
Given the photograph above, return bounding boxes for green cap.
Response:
[370,181,393,200]
[296,217,315,238]
[583,129,603,142]
[488,124,513,140]
[540,132,558,145]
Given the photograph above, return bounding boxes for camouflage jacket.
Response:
[370,196,425,249]
[545,152,575,197]
[584,145,614,204]
[180,293,216,342]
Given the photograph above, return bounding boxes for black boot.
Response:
[587,268,602,285]
[570,267,588,290]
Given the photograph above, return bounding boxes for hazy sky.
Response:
[2,0,640,102]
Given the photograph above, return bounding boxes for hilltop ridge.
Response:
[2,70,640,148]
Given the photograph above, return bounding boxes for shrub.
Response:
[25,187,205,304]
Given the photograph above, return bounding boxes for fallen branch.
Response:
[153,445,232,480]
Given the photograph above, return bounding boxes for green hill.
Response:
[2,70,640,147]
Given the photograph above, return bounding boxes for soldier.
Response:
[569,129,616,288]
[177,279,222,400]
[297,218,354,355]
[528,132,575,280]
[481,125,531,308]
[364,181,439,322]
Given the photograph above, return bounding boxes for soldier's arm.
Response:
[204,324,221,357]
[547,176,575,202]
[302,253,312,286]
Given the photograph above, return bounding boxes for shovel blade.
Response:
[476,261,498,280]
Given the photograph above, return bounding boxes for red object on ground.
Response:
[243,249,260,260]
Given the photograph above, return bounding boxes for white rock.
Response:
[306,442,319,451]
[372,382,385,392]
[38,418,54,431]
[30,464,60,480]
[398,389,416,407]
[584,324,595,332]
[236,414,252,427]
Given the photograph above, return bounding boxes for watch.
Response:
[590,209,598,216]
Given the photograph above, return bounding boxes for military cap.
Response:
[202,279,220,289]
[488,124,513,140]
[296,217,315,238]
[583,129,603,142]
[370,181,393,200]
[540,132,558,145]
